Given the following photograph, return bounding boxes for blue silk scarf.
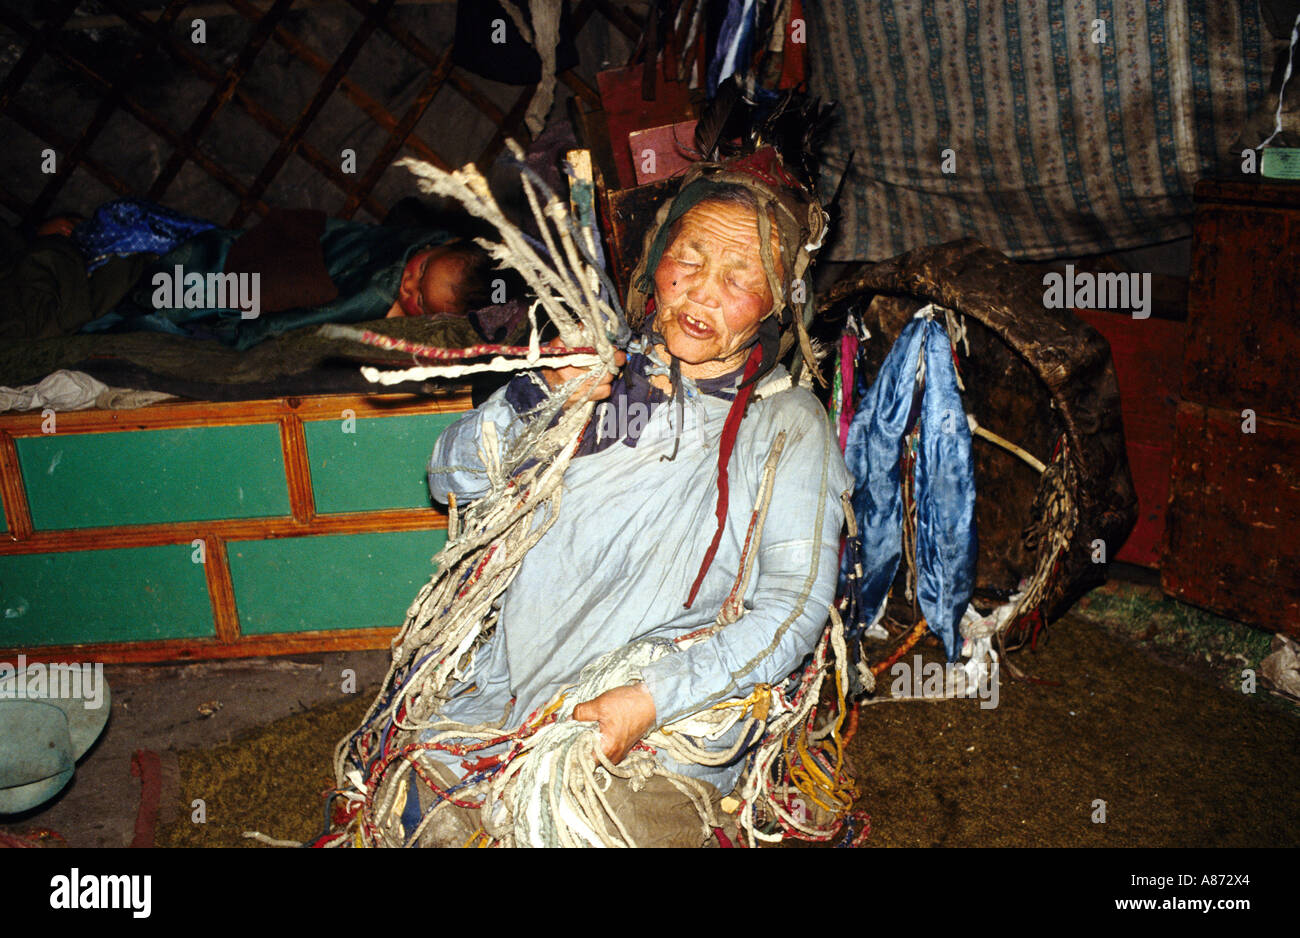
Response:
[842,316,976,661]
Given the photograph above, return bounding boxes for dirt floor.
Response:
[140,578,1300,849]
[848,609,1298,847]
[4,578,1296,849]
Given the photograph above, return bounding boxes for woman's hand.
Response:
[539,337,626,410]
[572,683,657,764]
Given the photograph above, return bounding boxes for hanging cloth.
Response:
[841,312,976,660]
[707,0,758,96]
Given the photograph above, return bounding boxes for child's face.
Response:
[395,246,470,316]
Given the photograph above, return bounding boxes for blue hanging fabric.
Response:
[841,314,977,660]
[842,320,925,643]
[707,0,757,96]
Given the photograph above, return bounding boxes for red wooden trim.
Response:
[1194,179,1300,210]
[0,627,395,666]
[0,390,473,436]
[0,510,448,557]
[0,392,466,553]
[202,535,241,644]
[0,430,34,541]
[280,415,316,523]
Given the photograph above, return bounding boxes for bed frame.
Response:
[0,389,472,664]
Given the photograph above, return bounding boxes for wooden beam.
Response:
[35,39,276,218]
[559,68,601,109]
[477,84,537,169]
[339,43,453,218]
[344,0,439,70]
[5,102,135,200]
[0,178,30,220]
[0,430,34,542]
[446,71,506,125]
[279,415,316,523]
[0,510,448,557]
[339,0,509,133]
[20,0,190,231]
[0,0,81,114]
[571,0,597,30]
[0,627,396,665]
[592,0,643,42]
[226,0,451,173]
[228,0,398,227]
[342,0,502,129]
[145,0,297,203]
[36,43,276,218]
[96,0,378,219]
[0,390,474,437]
[202,535,242,644]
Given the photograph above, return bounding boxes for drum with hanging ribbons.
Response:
[821,239,1138,629]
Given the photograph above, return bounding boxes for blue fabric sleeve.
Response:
[427,372,551,505]
[640,395,850,727]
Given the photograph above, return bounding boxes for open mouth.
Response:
[677,312,715,338]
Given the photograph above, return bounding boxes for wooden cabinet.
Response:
[1162,181,1300,636]
[0,392,470,663]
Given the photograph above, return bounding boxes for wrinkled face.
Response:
[395,246,471,316]
[652,200,780,380]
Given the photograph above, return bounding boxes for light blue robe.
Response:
[426,355,851,795]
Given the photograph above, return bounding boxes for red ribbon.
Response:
[684,342,764,609]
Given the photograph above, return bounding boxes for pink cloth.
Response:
[838,333,858,451]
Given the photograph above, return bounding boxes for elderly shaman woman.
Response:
[423,149,851,846]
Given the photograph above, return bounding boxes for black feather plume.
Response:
[692,77,742,161]
[691,77,838,191]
